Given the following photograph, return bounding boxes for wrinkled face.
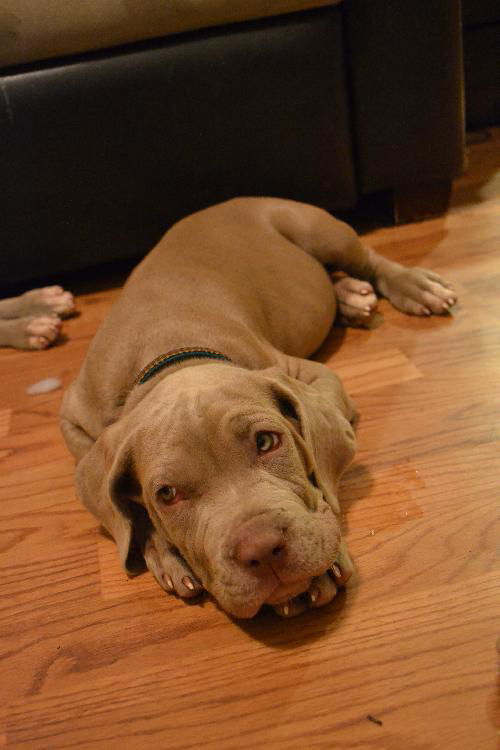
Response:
[129,365,352,618]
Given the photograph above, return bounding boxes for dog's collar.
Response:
[135,347,232,385]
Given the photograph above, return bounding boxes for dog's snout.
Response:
[234,525,287,570]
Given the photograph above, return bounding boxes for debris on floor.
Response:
[367,715,384,726]
[26,377,62,395]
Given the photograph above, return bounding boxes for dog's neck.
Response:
[116,346,235,420]
[135,347,233,386]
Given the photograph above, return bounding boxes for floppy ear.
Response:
[75,421,151,575]
[264,366,357,513]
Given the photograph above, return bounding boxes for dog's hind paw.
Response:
[377,267,457,316]
[331,275,379,328]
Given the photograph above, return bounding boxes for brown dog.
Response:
[60,198,456,618]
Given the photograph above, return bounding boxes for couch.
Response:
[1,0,465,286]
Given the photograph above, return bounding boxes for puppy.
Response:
[60,198,456,618]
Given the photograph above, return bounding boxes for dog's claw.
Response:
[328,561,352,588]
[273,596,309,618]
[163,574,174,591]
[330,562,342,580]
[182,576,196,591]
[309,587,319,603]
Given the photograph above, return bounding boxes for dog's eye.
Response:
[157,486,179,505]
[255,431,281,454]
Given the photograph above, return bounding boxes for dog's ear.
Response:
[264,368,357,513]
[75,421,150,575]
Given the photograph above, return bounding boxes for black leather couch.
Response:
[1,0,465,287]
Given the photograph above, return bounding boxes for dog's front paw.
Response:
[273,550,353,618]
[144,533,204,599]
[377,267,457,317]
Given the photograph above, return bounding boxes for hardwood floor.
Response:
[1,129,499,750]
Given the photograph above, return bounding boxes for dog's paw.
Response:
[272,554,353,618]
[331,275,378,328]
[377,267,457,316]
[144,534,204,599]
[0,315,62,350]
[20,286,76,319]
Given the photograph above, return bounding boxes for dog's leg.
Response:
[60,417,95,461]
[0,315,62,349]
[0,286,75,320]
[267,199,457,318]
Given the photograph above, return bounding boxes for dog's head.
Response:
[78,364,356,618]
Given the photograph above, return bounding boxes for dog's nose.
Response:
[234,527,286,569]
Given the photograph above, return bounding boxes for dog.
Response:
[59,198,457,618]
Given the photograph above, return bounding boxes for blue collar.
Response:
[136,347,232,385]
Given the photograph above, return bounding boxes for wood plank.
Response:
[0,411,11,438]
[326,347,423,395]
[5,573,498,750]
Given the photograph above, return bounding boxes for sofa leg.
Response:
[390,179,453,224]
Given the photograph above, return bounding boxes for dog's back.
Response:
[62,198,336,442]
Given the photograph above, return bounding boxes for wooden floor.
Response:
[1,129,499,750]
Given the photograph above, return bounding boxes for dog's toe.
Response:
[307,572,338,608]
[272,596,308,618]
[39,287,76,317]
